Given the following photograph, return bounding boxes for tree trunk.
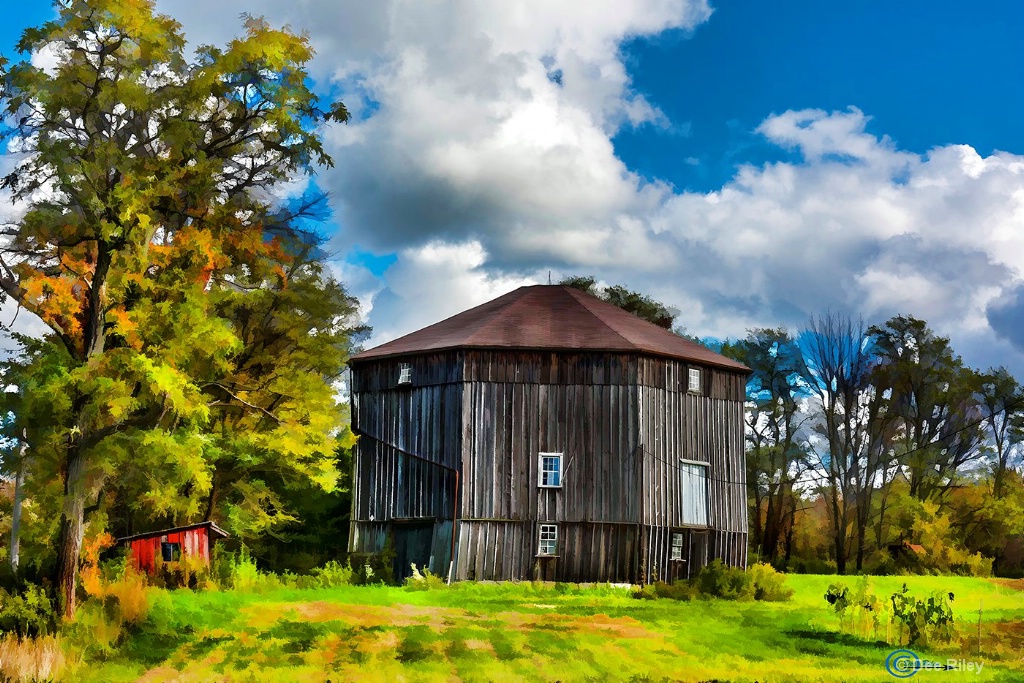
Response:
[55,448,88,619]
[9,433,27,575]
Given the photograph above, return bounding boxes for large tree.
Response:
[721,328,810,564]
[870,316,986,503]
[0,1,348,616]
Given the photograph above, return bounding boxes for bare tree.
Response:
[800,313,892,573]
[976,367,1024,498]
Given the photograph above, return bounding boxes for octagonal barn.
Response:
[348,285,749,584]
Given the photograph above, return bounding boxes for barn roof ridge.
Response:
[351,284,748,371]
[115,520,230,544]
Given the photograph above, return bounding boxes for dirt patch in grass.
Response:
[241,601,469,630]
[574,613,657,639]
[990,578,1024,592]
[981,618,1024,662]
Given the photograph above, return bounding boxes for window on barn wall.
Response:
[397,363,412,385]
[688,368,701,393]
[679,462,709,526]
[670,532,685,561]
[538,524,558,555]
[161,542,181,562]
[539,452,562,487]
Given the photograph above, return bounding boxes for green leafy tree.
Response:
[105,240,366,549]
[870,316,986,503]
[721,328,810,564]
[559,275,677,329]
[0,1,349,616]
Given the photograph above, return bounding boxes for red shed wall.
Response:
[128,526,212,575]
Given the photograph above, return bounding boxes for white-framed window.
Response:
[670,532,685,561]
[680,461,709,526]
[538,524,558,555]
[688,367,701,393]
[398,363,412,385]
[539,452,562,488]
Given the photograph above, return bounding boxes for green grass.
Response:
[64,576,1024,682]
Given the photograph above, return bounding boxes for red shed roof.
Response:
[116,520,229,544]
[352,285,748,372]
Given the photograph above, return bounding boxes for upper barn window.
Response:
[397,363,412,385]
[539,452,562,488]
[688,368,702,393]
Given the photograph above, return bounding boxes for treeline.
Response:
[720,315,1024,577]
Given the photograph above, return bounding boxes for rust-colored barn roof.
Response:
[352,285,748,371]
[116,520,229,544]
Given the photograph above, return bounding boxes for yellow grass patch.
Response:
[0,634,65,683]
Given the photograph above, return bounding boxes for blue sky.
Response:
[615,1,1024,192]
[4,1,1024,376]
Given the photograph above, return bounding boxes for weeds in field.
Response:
[405,564,447,591]
[0,633,65,683]
[824,577,957,647]
[890,583,956,647]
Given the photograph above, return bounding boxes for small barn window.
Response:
[539,452,562,487]
[680,462,709,526]
[670,532,685,561]
[688,368,702,393]
[161,542,181,562]
[538,524,558,555]
[397,363,412,385]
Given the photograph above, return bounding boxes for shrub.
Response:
[103,565,150,626]
[404,564,447,591]
[748,562,794,601]
[693,560,753,600]
[946,551,992,577]
[785,557,837,575]
[311,560,354,588]
[631,562,792,602]
[0,584,57,639]
[350,543,396,586]
[635,581,698,601]
[863,549,898,576]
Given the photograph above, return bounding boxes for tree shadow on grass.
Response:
[785,628,894,665]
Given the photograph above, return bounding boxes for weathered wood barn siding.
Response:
[457,351,640,582]
[636,356,748,584]
[350,346,749,584]
[349,353,463,577]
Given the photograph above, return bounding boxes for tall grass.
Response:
[0,634,65,683]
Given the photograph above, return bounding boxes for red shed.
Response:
[117,521,229,575]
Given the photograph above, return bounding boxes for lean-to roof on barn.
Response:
[351,285,748,372]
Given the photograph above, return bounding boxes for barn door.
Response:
[688,530,709,578]
[392,521,434,582]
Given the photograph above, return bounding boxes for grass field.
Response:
[61,575,1024,682]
